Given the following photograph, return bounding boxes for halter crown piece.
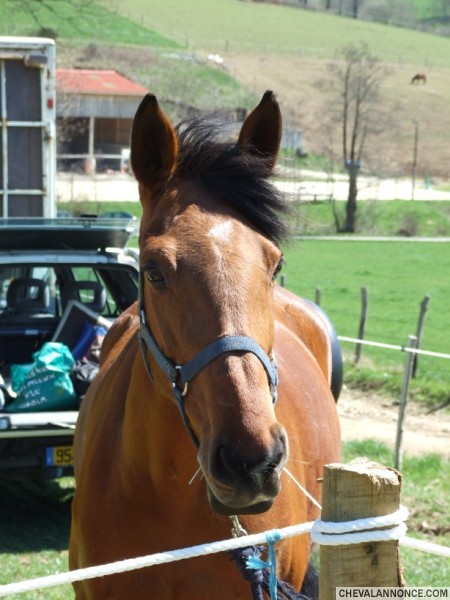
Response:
[138,273,279,448]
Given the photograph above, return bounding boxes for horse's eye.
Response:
[145,268,166,287]
[272,260,283,282]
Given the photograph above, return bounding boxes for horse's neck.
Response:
[121,353,200,497]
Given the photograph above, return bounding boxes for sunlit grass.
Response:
[109,0,450,68]
[0,0,178,47]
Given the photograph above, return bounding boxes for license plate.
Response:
[45,445,74,467]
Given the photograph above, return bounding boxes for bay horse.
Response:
[411,73,426,84]
[69,91,341,599]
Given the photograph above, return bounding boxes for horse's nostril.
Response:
[214,428,287,484]
[217,444,237,480]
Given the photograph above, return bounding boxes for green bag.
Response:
[10,362,34,393]
[7,342,77,413]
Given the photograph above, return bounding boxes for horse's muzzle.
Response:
[207,488,277,516]
[205,426,288,515]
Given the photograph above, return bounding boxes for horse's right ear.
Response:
[237,90,282,171]
[131,94,178,187]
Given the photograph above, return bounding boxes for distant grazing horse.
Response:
[411,73,426,84]
[69,91,341,599]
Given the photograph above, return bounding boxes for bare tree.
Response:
[322,43,389,232]
[352,0,365,17]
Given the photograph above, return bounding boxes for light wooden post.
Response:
[319,458,404,600]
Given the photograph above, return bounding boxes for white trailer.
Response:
[0,36,56,217]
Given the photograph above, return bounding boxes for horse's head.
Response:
[131,92,290,516]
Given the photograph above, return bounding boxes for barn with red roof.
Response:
[56,69,148,173]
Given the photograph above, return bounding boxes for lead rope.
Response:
[229,516,265,600]
[228,515,306,600]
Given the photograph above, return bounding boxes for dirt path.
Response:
[338,387,450,458]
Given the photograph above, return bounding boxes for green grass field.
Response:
[111,0,450,66]
[292,199,450,237]
[283,238,450,405]
[0,1,178,47]
[5,0,450,67]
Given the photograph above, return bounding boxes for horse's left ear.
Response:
[131,94,178,187]
[237,90,282,170]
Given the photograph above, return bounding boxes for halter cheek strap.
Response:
[138,293,278,449]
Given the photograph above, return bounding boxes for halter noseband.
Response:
[138,277,278,448]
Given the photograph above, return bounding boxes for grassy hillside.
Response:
[0,1,177,47]
[3,0,450,176]
[105,0,450,179]
[110,0,450,66]
[0,1,257,121]
[5,0,448,61]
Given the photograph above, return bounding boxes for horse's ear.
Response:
[131,94,178,187]
[237,90,282,170]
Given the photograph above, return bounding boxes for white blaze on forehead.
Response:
[208,220,234,245]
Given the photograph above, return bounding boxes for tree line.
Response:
[251,0,450,28]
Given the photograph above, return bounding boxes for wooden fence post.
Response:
[319,458,404,600]
[354,286,368,365]
[315,287,321,306]
[394,335,418,470]
[412,295,430,378]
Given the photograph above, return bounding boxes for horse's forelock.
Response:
[172,119,291,245]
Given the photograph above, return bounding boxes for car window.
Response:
[69,267,118,317]
[0,267,15,310]
[31,267,58,315]
[1,267,57,317]
[0,261,137,322]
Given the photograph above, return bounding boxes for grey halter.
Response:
[138,276,279,448]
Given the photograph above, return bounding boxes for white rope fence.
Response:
[0,521,314,597]
[310,506,408,546]
[0,508,449,597]
[338,336,450,360]
[400,536,450,557]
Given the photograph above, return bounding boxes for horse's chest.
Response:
[77,542,252,599]
[133,559,252,600]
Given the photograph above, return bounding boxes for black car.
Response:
[0,217,139,479]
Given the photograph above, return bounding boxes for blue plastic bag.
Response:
[7,342,77,413]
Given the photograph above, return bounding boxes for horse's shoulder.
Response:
[74,303,139,476]
[274,286,331,384]
[100,302,139,366]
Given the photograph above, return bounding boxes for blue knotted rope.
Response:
[246,530,281,600]
[228,531,310,600]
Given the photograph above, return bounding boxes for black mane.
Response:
[174,119,291,245]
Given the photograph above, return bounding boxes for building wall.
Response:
[57,94,143,119]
